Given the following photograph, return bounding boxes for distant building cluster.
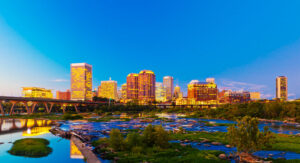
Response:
[21,63,289,105]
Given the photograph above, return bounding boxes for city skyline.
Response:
[1,1,300,99]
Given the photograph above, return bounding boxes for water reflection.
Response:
[70,140,84,159]
[0,119,54,134]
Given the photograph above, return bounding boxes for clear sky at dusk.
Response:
[0,0,300,99]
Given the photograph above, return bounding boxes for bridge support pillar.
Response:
[31,102,38,114]
[9,101,17,115]
[0,100,4,116]
[44,102,49,113]
[48,103,54,113]
[22,102,30,114]
[62,103,66,114]
[74,104,79,113]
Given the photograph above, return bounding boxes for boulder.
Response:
[218,154,227,160]
[225,145,231,148]
[211,142,222,145]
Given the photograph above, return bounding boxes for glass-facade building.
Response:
[163,76,174,101]
[71,63,92,101]
[155,82,166,102]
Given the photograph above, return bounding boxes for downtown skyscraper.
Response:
[163,76,174,101]
[138,70,156,103]
[70,63,93,101]
[126,73,139,101]
[98,78,118,100]
[276,76,288,101]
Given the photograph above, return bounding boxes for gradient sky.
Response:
[0,0,300,99]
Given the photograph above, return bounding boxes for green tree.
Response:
[154,125,170,148]
[227,116,274,154]
[109,129,124,151]
[142,124,156,147]
[125,132,142,150]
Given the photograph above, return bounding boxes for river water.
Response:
[1,115,300,162]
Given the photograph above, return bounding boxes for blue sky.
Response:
[0,0,300,99]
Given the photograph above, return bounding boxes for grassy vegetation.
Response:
[8,138,52,157]
[93,128,228,163]
[5,113,64,120]
[266,134,300,153]
[62,113,83,120]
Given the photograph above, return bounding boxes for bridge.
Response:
[0,96,104,116]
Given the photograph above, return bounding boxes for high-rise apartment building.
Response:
[56,90,71,100]
[22,87,53,99]
[126,73,139,100]
[276,76,288,101]
[71,63,92,101]
[155,82,166,102]
[98,78,118,100]
[138,70,155,103]
[163,76,174,101]
[187,80,218,104]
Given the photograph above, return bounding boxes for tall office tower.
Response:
[121,83,127,100]
[276,76,288,101]
[71,63,92,101]
[206,78,215,84]
[163,76,174,101]
[126,73,139,100]
[138,70,156,103]
[187,80,218,104]
[174,85,183,99]
[155,82,166,102]
[98,78,118,100]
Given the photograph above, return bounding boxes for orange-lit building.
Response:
[219,90,251,104]
[126,73,139,101]
[138,70,156,104]
[71,63,93,101]
[163,76,174,101]
[56,90,71,100]
[22,87,53,99]
[276,76,288,101]
[250,92,261,101]
[187,80,218,105]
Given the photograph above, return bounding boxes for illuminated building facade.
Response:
[276,76,288,101]
[22,87,53,99]
[138,70,156,103]
[250,92,261,101]
[71,63,92,101]
[121,83,127,100]
[98,78,118,100]
[126,73,139,100]
[163,76,174,101]
[219,90,251,104]
[187,80,218,105]
[155,82,166,102]
[56,90,71,100]
[174,85,183,99]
